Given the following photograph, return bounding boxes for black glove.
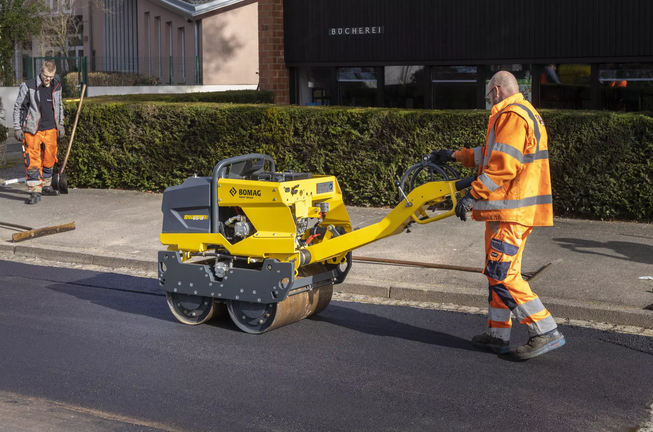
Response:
[429,149,455,165]
[14,130,24,141]
[455,193,477,222]
[58,125,65,138]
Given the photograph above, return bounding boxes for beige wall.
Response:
[202,2,259,85]
[136,0,198,84]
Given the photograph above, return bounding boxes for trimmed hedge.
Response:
[63,72,162,97]
[83,90,274,104]
[59,101,653,221]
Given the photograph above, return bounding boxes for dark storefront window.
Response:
[485,64,532,109]
[432,66,477,109]
[540,64,591,109]
[338,67,378,107]
[298,67,335,106]
[384,66,426,108]
[600,63,653,112]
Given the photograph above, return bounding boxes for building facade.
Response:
[281,0,653,111]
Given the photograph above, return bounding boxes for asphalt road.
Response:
[0,260,652,432]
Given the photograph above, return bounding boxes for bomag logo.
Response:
[229,187,262,199]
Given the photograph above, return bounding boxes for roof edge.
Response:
[150,0,249,19]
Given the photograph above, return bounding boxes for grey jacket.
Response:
[13,74,64,134]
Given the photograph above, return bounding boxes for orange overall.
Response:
[24,129,58,193]
[455,93,557,341]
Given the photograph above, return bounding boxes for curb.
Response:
[1,242,155,272]
[3,242,653,330]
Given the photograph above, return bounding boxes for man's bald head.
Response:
[487,71,520,105]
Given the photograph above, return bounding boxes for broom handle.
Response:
[60,84,86,175]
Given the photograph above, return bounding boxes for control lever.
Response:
[395,181,413,207]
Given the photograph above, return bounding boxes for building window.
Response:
[297,67,335,106]
[486,64,532,108]
[539,64,591,109]
[178,27,185,81]
[432,66,477,109]
[155,17,162,78]
[145,12,151,75]
[599,63,653,112]
[384,66,426,109]
[338,67,378,107]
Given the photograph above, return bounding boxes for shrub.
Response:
[84,90,274,104]
[59,102,653,220]
[62,72,162,97]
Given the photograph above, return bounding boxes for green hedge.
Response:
[83,90,274,104]
[59,102,653,221]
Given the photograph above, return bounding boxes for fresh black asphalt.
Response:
[0,260,652,432]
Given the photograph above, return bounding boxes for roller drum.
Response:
[227,263,333,334]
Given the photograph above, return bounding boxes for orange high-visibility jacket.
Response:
[454,93,553,227]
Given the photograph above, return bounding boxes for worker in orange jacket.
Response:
[431,71,565,360]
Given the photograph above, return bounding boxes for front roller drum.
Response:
[227,264,333,334]
[166,292,227,325]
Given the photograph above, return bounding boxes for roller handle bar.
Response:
[455,176,477,191]
[211,154,276,234]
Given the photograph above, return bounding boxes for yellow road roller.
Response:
[159,153,474,334]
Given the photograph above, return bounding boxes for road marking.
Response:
[640,401,653,432]
[0,390,190,432]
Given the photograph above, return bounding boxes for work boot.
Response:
[27,192,41,205]
[41,186,60,196]
[514,329,566,360]
[471,332,510,354]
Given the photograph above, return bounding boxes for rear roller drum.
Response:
[166,292,226,325]
[227,264,333,334]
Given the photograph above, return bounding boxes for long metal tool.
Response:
[52,84,87,194]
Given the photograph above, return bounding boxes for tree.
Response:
[38,1,81,57]
[0,0,44,85]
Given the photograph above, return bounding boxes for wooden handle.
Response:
[61,84,87,174]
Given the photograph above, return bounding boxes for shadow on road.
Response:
[310,305,479,352]
[554,237,653,265]
[0,190,30,202]
[48,283,177,323]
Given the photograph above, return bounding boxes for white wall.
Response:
[0,87,20,129]
[87,84,257,97]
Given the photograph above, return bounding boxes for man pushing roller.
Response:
[13,60,65,205]
[431,71,565,360]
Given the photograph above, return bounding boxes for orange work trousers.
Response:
[483,221,557,342]
[23,129,58,193]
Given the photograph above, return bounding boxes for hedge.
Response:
[59,101,653,221]
[63,72,161,97]
[82,90,274,104]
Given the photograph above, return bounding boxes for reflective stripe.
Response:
[512,298,546,322]
[488,326,511,342]
[473,147,483,166]
[511,103,542,152]
[488,306,511,322]
[478,173,501,192]
[492,142,523,163]
[527,315,557,337]
[474,194,553,211]
[492,143,549,164]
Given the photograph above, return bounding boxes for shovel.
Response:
[52,84,86,194]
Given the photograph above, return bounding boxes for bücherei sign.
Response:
[328,26,385,36]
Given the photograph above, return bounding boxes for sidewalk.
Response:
[1,153,652,329]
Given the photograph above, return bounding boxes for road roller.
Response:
[159,153,474,334]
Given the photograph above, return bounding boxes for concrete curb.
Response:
[2,242,155,272]
[3,241,653,330]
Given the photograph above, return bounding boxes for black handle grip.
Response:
[455,176,477,191]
